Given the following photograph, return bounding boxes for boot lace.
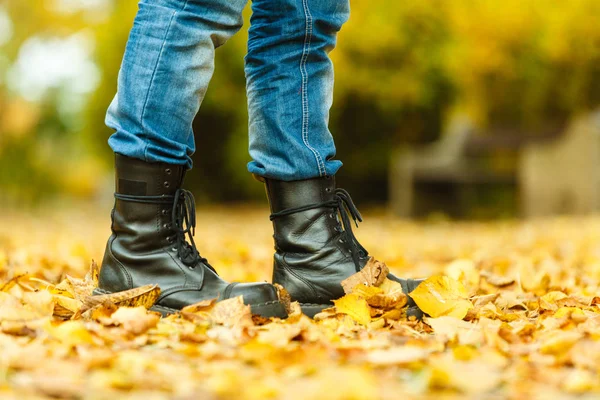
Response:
[270,188,368,272]
[115,189,215,273]
[171,189,214,270]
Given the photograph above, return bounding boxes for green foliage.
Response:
[2,0,600,204]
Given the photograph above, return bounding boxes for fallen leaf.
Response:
[110,306,160,335]
[333,293,372,326]
[481,270,515,287]
[74,285,160,318]
[341,257,389,294]
[210,296,253,328]
[409,275,474,319]
[425,316,484,346]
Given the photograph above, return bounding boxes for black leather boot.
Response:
[264,176,424,318]
[95,154,288,318]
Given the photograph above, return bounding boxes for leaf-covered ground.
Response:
[2,205,600,399]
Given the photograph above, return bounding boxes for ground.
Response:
[1,204,600,399]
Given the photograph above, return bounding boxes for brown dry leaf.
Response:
[409,275,474,319]
[210,296,253,328]
[110,306,160,335]
[364,278,407,309]
[273,283,293,315]
[333,293,372,326]
[480,270,515,287]
[313,307,338,321]
[74,284,160,318]
[341,257,389,294]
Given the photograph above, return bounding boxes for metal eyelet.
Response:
[172,247,178,252]
[165,168,172,175]
[188,266,195,270]
[167,236,174,243]
[325,187,332,193]
[163,223,170,229]
[164,181,170,188]
[339,238,345,244]
[329,213,335,219]
[162,209,169,215]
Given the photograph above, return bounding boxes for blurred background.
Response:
[2,0,600,218]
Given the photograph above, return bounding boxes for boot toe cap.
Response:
[221,282,280,306]
[220,282,288,319]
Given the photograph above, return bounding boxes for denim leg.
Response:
[106,0,248,169]
[245,0,350,181]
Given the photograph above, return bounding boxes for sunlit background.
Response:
[2,0,600,218]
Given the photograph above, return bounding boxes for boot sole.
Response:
[300,303,331,318]
[91,289,288,319]
[300,302,424,320]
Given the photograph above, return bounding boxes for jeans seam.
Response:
[140,0,190,162]
[300,0,325,177]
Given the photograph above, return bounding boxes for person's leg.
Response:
[245,0,424,318]
[98,0,287,319]
[106,0,247,169]
[244,0,345,180]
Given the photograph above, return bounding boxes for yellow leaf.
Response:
[409,275,474,319]
[49,320,94,347]
[52,294,82,319]
[352,285,383,298]
[562,369,596,393]
[0,273,29,293]
[539,330,582,355]
[333,293,371,326]
[445,259,480,290]
[554,306,586,319]
[540,291,568,311]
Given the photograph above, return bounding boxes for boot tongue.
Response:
[265,177,336,213]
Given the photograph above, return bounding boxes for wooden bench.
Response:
[389,113,600,218]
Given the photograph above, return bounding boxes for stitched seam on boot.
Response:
[164,248,192,286]
[291,211,327,241]
[279,256,321,302]
[299,302,332,307]
[221,283,238,299]
[152,300,284,315]
[107,237,133,289]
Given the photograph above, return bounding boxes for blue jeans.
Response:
[106,0,349,181]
